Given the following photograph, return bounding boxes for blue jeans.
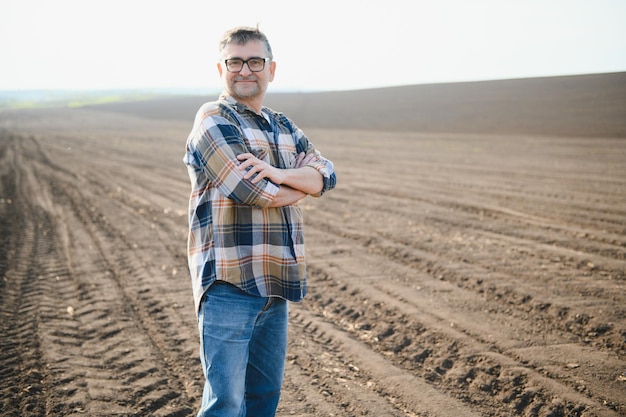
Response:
[197,282,288,417]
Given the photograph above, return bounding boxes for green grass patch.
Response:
[0,90,167,110]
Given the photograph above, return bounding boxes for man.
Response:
[183,26,337,416]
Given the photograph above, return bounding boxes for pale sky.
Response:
[2,0,626,92]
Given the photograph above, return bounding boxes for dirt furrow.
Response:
[0,216,48,416]
[49,164,200,415]
[0,136,59,416]
[305,183,625,358]
[0,135,198,416]
[286,302,482,417]
[301,205,624,416]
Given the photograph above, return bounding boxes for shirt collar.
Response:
[219,92,264,116]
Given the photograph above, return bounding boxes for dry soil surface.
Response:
[1,77,625,417]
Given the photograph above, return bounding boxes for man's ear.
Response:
[269,60,276,82]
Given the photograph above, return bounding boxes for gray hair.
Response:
[219,26,273,60]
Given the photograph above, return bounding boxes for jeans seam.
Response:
[261,297,275,312]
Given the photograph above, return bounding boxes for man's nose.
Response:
[239,62,253,75]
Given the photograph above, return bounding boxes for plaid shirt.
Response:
[184,94,336,313]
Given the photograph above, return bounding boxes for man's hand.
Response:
[237,152,318,184]
[237,153,283,184]
[237,152,324,196]
[291,152,317,169]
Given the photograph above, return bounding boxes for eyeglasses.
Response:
[224,57,269,73]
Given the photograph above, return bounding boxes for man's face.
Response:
[218,40,275,103]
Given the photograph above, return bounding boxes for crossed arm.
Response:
[237,152,323,207]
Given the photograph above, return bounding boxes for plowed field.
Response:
[1,81,625,416]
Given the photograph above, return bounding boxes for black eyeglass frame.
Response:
[223,57,270,73]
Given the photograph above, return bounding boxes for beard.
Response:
[229,77,266,100]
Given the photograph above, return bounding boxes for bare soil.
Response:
[1,74,625,416]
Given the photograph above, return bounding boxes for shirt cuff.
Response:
[254,180,280,208]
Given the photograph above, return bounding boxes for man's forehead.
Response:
[223,40,265,55]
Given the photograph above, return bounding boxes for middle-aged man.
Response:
[183,26,337,416]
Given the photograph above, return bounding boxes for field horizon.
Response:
[80,71,626,138]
